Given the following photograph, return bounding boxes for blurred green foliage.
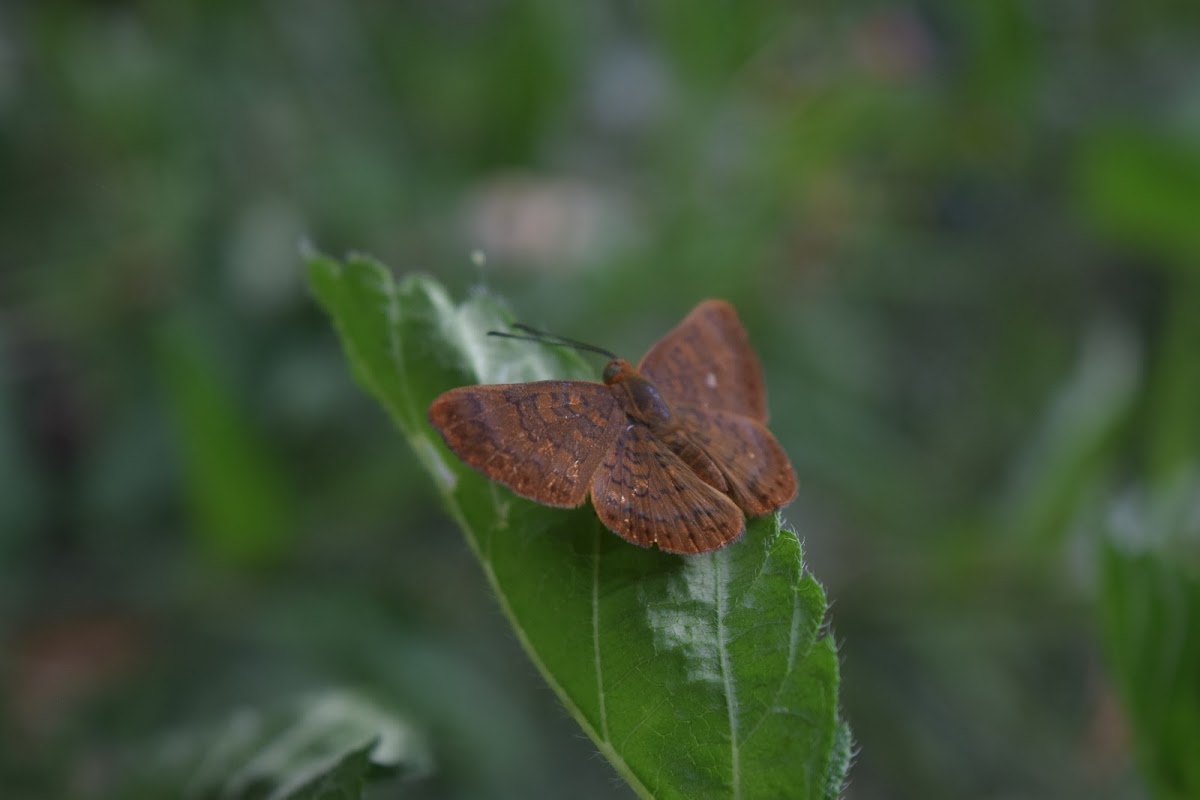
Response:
[2,1,1198,798]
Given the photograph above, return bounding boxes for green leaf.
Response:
[1077,129,1200,265]
[1000,322,1139,545]
[125,688,432,800]
[156,319,294,564]
[1145,275,1200,483]
[307,253,851,799]
[1101,479,1200,800]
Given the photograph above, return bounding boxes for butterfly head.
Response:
[602,359,637,385]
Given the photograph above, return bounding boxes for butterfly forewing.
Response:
[637,299,768,422]
[428,381,623,508]
[589,422,745,553]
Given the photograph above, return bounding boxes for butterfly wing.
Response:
[637,299,768,422]
[590,422,745,553]
[428,380,623,508]
[639,300,796,516]
[675,407,798,517]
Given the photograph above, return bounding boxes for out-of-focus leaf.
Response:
[1146,277,1200,483]
[308,254,851,799]
[1101,478,1200,800]
[156,321,293,564]
[1001,322,1139,544]
[0,369,42,552]
[1078,129,1200,264]
[126,688,431,800]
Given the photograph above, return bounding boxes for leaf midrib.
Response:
[593,525,611,743]
[716,547,742,799]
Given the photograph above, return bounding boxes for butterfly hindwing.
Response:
[675,406,798,516]
[589,421,745,553]
[428,380,623,508]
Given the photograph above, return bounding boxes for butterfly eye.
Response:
[602,361,622,383]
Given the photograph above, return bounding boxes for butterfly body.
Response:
[604,359,673,429]
[603,358,732,500]
[428,300,797,554]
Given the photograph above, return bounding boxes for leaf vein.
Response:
[742,583,804,746]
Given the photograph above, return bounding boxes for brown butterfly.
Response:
[427,300,797,554]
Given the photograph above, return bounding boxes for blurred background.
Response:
[2,2,1199,798]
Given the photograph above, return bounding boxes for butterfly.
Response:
[427,300,797,554]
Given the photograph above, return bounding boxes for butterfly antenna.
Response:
[488,323,619,360]
[510,323,621,357]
